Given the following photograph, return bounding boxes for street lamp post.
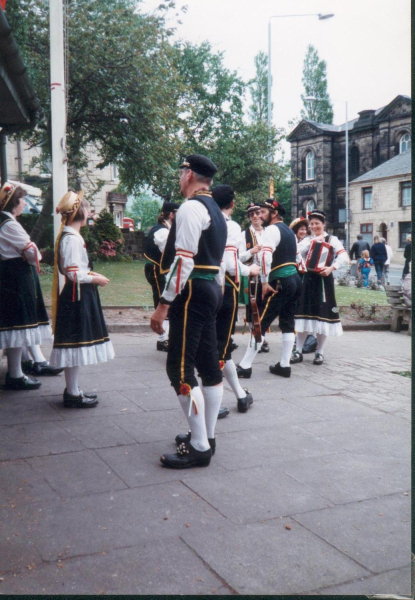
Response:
[305,96,349,252]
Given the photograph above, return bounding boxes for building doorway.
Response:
[379,222,388,242]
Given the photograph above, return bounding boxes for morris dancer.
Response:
[291,209,349,365]
[0,183,53,390]
[144,202,179,351]
[236,198,302,379]
[49,191,115,407]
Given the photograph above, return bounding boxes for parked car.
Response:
[122,217,135,231]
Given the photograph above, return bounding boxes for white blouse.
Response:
[153,221,171,253]
[59,226,93,284]
[300,234,350,271]
[224,217,250,280]
[0,212,42,268]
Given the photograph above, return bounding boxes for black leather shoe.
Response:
[21,360,34,375]
[269,363,291,378]
[161,442,212,469]
[156,341,168,352]
[31,361,64,376]
[290,350,303,364]
[237,389,253,413]
[63,389,99,408]
[4,373,41,390]
[174,432,216,455]
[218,406,229,419]
[79,390,98,399]
[313,353,324,365]
[236,364,252,379]
[258,340,269,353]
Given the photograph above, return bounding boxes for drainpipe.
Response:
[0,133,7,184]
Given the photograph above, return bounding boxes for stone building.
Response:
[349,149,411,265]
[287,95,411,246]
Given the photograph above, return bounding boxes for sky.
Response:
[139,0,411,159]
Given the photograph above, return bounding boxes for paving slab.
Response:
[25,482,227,561]
[0,539,232,595]
[281,393,386,420]
[317,565,412,596]
[182,518,370,594]
[27,450,127,498]
[118,385,180,411]
[182,464,333,524]
[47,390,145,420]
[292,493,411,573]
[282,452,410,504]
[110,408,189,443]
[0,396,64,426]
[0,459,59,509]
[0,506,44,574]
[59,416,137,449]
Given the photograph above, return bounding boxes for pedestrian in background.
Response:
[370,235,387,284]
[402,235,411,278]
[380,237,393,286]
[358,250,374,287]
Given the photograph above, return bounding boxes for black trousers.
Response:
[260,273,302,334]
[217,284,238,362]
[144,263,165,309]
[166,278,223,394]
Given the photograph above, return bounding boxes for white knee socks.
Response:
[223,360,246,400]
[177,386,210,451]
[6,348,23,378]
[295,331,309,354]
[64,366,80,396]
[316,333,327,356]
[29,345,47,363]
[202,384,224,439]
[239,336,264,369]
[159,320,169,342]
[280,332,295,367]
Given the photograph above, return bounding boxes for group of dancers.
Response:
[0,153,348,469]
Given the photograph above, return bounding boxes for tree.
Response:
[248,51,270,124]
[300,45,333,124]
[124,192,163,232]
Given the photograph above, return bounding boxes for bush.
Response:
[40,247,55,266]
[90,210,124,261]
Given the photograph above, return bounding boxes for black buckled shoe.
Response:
[313,353,324,365]
[236,364,252,379]
[290,350,303,364]
[217,406,229,419]
[161,442,212,469]
[174,432,216,455]
[63,389,99,408]
[237,389,253,413]
[31,361,64,376]
[79,390,98,399]
[21,360,34,375]
[258,340,269,353]
[269,362,291,378]
[156,341,168,352]
[4,373,41,390]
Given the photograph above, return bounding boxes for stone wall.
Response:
[121,229,145,255]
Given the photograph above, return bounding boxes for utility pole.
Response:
[49,0,68,241]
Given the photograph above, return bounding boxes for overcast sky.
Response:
[140,0,411,159]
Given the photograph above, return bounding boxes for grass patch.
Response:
[38,260,388,307]
[392,371,411,378]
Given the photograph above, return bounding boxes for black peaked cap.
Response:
[212,184,235,208]
[179,154,218,178]
[263,198,286,216]
[162,202,180,213]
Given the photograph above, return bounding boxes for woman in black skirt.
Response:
[292,210,349,365]
[0,182,53,390]
[49,191,114,408]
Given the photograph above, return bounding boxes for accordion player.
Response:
[305,239,335,273]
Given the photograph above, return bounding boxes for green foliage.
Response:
[248,51,270,124]
[18,214,53,248]
[85,210,124,261]
[124,192,162,232]
[300,45,333,124]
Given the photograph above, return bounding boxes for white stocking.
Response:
[223,360,246,400]
[64,366,79,396]
[21,346,31,362]
[295,331,309,354]
[202,384,223,439]
[316,333,327,356]
[177,386,209,451]
[6,348,23,378]
[29,345,46,363]
[239,336,264,369]
[280,332,295,367]
[158,319,169,342]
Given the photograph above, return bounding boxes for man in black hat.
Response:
[150,154,227,469]
[144,201,179,351]
[236,198,302,379]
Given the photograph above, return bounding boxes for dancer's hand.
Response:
[320,265,335,277]
[92,274,110,286]
[261,282,273,300]
[151,303,169,334]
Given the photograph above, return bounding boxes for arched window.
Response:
[399,133,411,154]
[350,146,360,177]
[306,199,316,214]
[306,151,315,180]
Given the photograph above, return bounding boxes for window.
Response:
[362,187,372,210]
[306,199,316,214]
[306,151,315,180]
[338,208,346,223]
[350,146,360,177]
[112,163,119,181]
[399,222,411,248]
[400,181,411,206]
[360,223,373,245]
[399,133,411,154]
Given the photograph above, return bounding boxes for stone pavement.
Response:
[0,330,411,595]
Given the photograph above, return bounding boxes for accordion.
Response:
[305,240,334,273]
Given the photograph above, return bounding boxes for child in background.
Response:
[358,249,374,288]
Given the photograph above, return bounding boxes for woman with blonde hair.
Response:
[358,249,374,287]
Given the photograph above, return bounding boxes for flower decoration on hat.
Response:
[0,182,17,211]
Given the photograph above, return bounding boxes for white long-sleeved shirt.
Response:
[297,234,350,272]
[239,226,264,265]
[0,212,42,269]
[384,244,393,265]
[59,226,92,283]
[153,221,171,254]
[161,199,223,303]
[260,224,282,283]
[223,217,250,281]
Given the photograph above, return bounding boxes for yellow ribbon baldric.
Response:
[51,218,66,334]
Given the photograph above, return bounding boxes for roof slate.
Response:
[351,149,411,183]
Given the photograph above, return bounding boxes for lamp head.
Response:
[318,13,334,19]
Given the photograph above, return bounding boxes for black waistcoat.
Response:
[270,222,297,272]
[160,192,227,276]
[0,211,13,230]
[144,222,168,266]
[243,227,261,266]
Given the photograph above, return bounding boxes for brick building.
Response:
[349,149,411,265]
[287,95,411,246]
